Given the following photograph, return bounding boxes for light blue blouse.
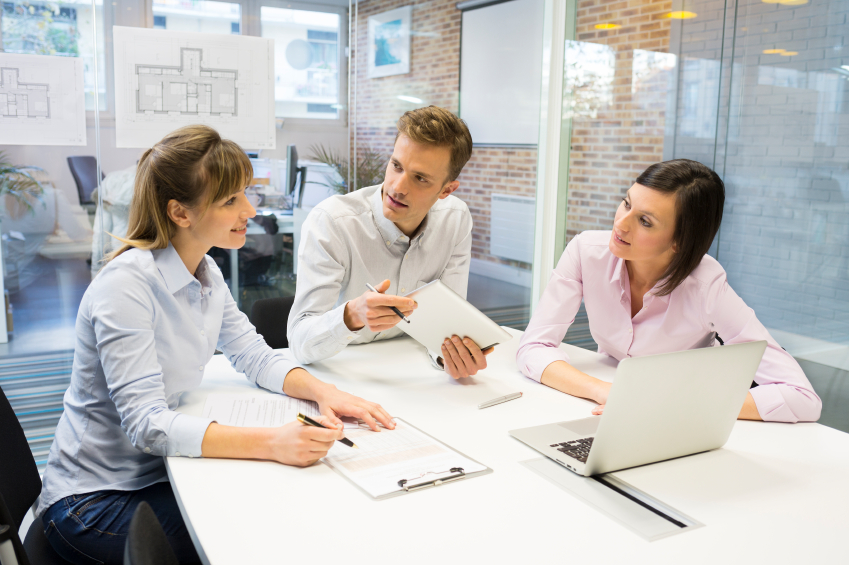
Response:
[37,243,298,516]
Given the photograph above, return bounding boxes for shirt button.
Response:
[199,365,204,371]
[400,288,406,292]
[200,330,205,336]
[144,447,151,453]
[188,454,194,458]
[386,240,391,246]
[346,336,353,341]
[175,452,181,456]
[628,329,633,333]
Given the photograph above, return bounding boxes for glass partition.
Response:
[560,0,848,430]
[349,0,546,330]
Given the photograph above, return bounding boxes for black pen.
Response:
[297,413,358,448]
[365,282,410,323]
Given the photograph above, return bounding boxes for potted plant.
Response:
[0,151,45,219]
[309,144,387,194]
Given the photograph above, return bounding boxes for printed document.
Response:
[323,419,488,498]
[202,393,356,428]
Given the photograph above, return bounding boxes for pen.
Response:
[365,282,410,323]
[477,392,522,410]
[297,413,359,448]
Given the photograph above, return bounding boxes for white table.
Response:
[168,329,849,564]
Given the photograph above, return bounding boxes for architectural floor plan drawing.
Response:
[114,27,275,149]
[136,48,238,116]
[0,53,86,146]
[0,67,50,118]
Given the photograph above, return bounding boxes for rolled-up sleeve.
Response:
[703,273,822,423]
[287,209,361,364]
[92,269,213,458]
[517,235,585,382]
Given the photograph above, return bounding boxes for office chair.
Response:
[123,502,179,565]
[0,387,71,564]
[251,296,295,349]
[66,156,104,205]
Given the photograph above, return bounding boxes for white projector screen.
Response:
[459,0,544,145]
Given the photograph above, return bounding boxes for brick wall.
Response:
[352,0,537,272]
[564,0,675,240]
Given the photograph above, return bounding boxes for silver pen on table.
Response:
[478,392,523,410]
[365,282,410,323]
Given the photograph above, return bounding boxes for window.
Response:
[261,6,342,120]
[1,0,107,111]
[151,0,241,35]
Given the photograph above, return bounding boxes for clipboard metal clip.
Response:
[398,467,466,492]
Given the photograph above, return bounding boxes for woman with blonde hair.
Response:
[37,125,394,564]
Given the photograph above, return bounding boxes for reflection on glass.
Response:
[151,0,241,35]
[261,6,340,119]
[1,0,106,110]
[563,41,615,119]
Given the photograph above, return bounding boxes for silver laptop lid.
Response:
[583,340,767,475]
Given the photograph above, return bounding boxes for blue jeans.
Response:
[42,481,201,565]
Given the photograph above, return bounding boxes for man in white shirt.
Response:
[288,106,489,380]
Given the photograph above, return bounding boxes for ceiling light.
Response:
[780,51,798,56]
[778,0,808,5]
[397,95,423,104]
[762,48,786,54]
[665,11,698,19]
[595,23,621,30]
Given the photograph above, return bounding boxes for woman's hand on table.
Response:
[591,404,605,416]
[314,385,396,432]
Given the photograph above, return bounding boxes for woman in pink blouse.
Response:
[516,159,821,423]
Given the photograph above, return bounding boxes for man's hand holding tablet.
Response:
[441,335,494,380]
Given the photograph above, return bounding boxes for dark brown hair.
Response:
[395,106,473,182]
[108,124,252,261]
[636,159,725,296]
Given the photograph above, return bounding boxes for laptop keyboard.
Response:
[550,437,593,463]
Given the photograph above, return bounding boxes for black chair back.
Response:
[67,156,104,204]
[0,387,41,531]
[251,296,295,350]
[123,502,179,565]
[0,387,71,564]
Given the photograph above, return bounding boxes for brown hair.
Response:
[108,125,252,261]
[636,159,725,296]
[395,106,473,182]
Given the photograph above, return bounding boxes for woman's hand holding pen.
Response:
[343,279,416,332]
[270,417,343,466]
[313,384,396,432]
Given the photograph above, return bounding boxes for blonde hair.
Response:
[395,106,473,182]
[107,125,252,261]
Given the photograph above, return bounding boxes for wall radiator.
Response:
[489,193,535,264]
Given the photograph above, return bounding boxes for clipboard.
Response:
[321,418,493,500]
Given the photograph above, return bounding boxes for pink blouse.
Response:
[517,230,821,423]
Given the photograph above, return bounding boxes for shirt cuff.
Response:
[427,350,444,371]
[521,347,572,383]
[256,351,302,393]
[749,383,799,423]
[330,301,362,344]
[166,413,214,458]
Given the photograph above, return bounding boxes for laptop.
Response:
[509,341,767,476]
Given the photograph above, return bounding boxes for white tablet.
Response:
[399,280,512,353]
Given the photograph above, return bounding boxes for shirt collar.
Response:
[370,184,425,245]
[610,256,671,305]
[153,242,211,295]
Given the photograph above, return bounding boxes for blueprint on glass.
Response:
[113,26,275,149]
[0,53,86,146]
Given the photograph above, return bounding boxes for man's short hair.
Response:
[395,106,473,182]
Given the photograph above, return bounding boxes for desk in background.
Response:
[169,329,849,564]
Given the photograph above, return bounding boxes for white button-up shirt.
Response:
[288,184,473,364]
[38,244,299,516]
